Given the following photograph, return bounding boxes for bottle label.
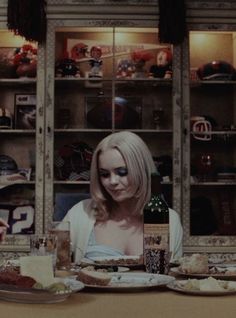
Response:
[143,223,170,274]
[143,223,169,251]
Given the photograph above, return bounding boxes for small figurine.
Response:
[55,57,80,78]
[89,46,103,78]
[131,51,153,78]
[149,48,172,79]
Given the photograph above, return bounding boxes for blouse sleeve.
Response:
[62,199,96,263]
[169,208,183,262]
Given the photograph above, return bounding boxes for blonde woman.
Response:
[63,131,183,263]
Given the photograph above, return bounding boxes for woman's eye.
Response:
[115,167,128,177]
[99,170,110,178]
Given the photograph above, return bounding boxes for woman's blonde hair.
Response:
[90,131,157,220]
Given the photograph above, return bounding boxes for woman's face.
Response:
[98,148,134,202]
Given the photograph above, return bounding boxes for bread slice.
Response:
[77,268,111,286]
[179,253,209,274]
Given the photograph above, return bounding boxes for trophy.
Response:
[153,107,165,129]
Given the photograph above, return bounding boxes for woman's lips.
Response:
[108,189,124,195]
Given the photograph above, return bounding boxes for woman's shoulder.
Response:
[168,208,181,221]
[68,198,95,218]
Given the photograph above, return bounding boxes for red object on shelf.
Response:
[16,62,37,78]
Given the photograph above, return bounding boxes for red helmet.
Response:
[71,43,88,60]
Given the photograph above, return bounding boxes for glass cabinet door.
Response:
[45,21,180,227]
[183,29,236,253]
[0,25,44,255]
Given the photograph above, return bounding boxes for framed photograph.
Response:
[14,94,36,129]
[85,96,142,129]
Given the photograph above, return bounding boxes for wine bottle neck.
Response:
[150,174,162,195]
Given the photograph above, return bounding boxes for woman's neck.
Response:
[110,200,141,222]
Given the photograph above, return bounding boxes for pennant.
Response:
[158,0,187,44]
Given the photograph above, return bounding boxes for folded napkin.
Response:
[20,255,55,287]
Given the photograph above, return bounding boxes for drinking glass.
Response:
[30,234,57,267]
[48,221,71,269]
[198,153,213,181]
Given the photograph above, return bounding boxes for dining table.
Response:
[0,286,235,318]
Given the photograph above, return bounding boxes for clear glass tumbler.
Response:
[30,233,58,268]
[48,221,71,269]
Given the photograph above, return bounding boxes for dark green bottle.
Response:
[143,173,170,274]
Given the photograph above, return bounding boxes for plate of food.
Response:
[79,264,129,273]
[0,259,20,273]
[167,277,236,296]
[0,269,84,303]
[80,255,143,268]
[170,253,236,280]
[77,268,175,291]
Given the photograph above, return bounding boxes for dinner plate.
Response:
[82,272,175,291]
[170,267,236,280]
[0,278,84,303]
[167,279,236,296]
[209,263,236,268]
[81,255,143,268]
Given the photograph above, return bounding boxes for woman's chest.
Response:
[94,221,143,254]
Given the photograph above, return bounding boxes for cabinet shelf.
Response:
[55,77,112,82]
[190,80,236,87]
[54,128,112,133]
[54,128,173,133]
[0,181,35,187]
[54,180,173,185]
[54,77,172,89]
[191,182,236,186]
[190,131,236,135]
[115,79,172,88]
[0,78,36,86]
[55,77,172,83]
[54,180,90,185]
[0,129,35,134]
[119,129,173,133]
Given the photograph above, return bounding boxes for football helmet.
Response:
[0,155,18,175]
[197,60,236,80]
